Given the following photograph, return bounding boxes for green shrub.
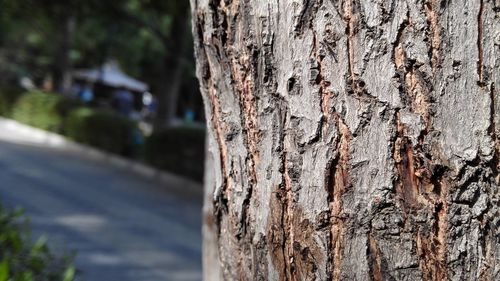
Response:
[144,126,206,182]
[65,107,137,155]
[0,205,76,281]
[11,91,80,132]
[0,87,23,117]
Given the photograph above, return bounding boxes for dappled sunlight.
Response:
[0,118,69,148]
[126,269,202,281]
[82,252,126,266]
[0,131,203,280]
[55,214,108,231]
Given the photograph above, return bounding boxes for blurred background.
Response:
[0,0,204,280]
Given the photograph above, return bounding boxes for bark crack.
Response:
[267,99,295,281]
[477,0,485,85]
[392,9,409,70]
[392,9,433,131]
[294,0,320,36]
[205,58,230,238]
[312,31,332,122]
[197,6,231,223]
[424,0,441,72]
[393,110,420,207]
[280,110,293,281]
[488,83,499,184]
[227,5,262,276]
[343,0,356,89]
[232,54,259,224]
[341,0,388,110]
[416,182,449,281]
[325,115,352,281]
[207,2,263,277]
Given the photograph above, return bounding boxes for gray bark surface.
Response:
[191,0,499,280]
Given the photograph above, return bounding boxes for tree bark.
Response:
[191,0,499,280]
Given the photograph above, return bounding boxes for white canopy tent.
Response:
[73,61,148,92]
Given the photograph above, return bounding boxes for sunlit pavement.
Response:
[0,123,203,281]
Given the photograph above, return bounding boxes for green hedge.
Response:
[10,91,80,132]
[65,107,137,155]
[0,205,76,281]
[144,126,205,182]
[2,89,206,181]
[2,90,140,157]
[0,88,23,117]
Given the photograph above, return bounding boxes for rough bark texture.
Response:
[191,0,499,280]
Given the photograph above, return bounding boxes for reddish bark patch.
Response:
[325,116,352,280]
[267,194,325,280]
[394,111,449,280]
[267,131,328,281]
[216,3,264,276]
[267,191,288,281]
[367,234,384,281]
[424,0,442,72]
[416,212,448,281]
[204,211,215,228]
[416,186,449,281]
[393,11,432,129]
[290,213,325,280]
[267,131,292,281]
[405,70,431,128]
[312,31,333,121]
[204,47,231,222]
[394,112,420,207]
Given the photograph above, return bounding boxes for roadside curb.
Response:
[0,117,203,196]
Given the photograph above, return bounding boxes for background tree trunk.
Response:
[52,15,75,94]
[191,0,499,280]
[154,16,191,128]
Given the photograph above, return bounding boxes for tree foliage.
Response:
[0,205,76,281]
[0,0,197,118]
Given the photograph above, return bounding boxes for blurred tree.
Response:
[98,0,194,127]
[0,0,198,126]
[0,0,94,90]
[0,0,54,85]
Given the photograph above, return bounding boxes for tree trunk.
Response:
[53,15,75,94]
[154,55,182,127]
[191,0,499,280]
[154,17,191,128]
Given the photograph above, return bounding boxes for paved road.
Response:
[0,129,203,280]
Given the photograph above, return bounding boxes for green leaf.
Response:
[62,266,75,281]
[0,259,10,281]
[30,236,47,255]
